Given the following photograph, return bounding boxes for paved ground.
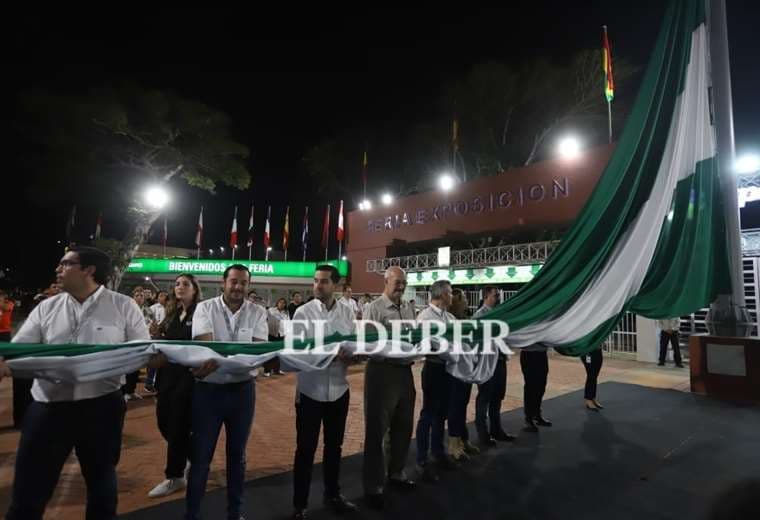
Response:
[0,355,690,519]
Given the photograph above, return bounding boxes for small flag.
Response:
[452,117,459,153]
[230,206,238,248]
[362,150,368,195]
[321,205,330,249]
[302,206,310,254]
[246,205,254,248]
[94,212,102,240]
[337,200,345,242]
[65,205,77,239]
[195,207,204,248]
[264,206,271,249]
[283,206,290,251]
[602,26,615,102]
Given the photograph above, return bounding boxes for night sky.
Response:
[6,2,760,288]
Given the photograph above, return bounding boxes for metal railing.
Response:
[367,240,559,274]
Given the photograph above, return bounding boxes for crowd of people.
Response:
[0,246,696,520]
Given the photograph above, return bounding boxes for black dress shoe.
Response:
[388,477,416,491]
[324,494,359,514]
[675,363,685,368]
[292,509,308,520]
[523,418,538,433]
[364,493,384,511]
[657,362,665,366]
[492,430,517,442]
[478,433,497,447]
[416,463,440,482]
[534,416,552,427]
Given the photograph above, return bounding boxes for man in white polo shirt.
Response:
[338,284,360,318]
[0,246,150,520]
[186,264,268,520]
[290,265,359,520]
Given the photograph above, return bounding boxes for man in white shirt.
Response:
[263,298,289,377]
[338,284,360,318]
[0,246,150,520]
[290,265,359,519]
[414,280,459,482]
[186,264,268,520]
[656,317,683,367]
[144,290,168,393]
[150,290,168,325]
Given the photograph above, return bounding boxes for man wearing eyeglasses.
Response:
[0,246,151,520]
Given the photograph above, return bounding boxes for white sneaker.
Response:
[124,393,142,402]
[148,478,186,498]
[263,371,272,377]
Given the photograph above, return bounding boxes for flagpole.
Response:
[607,100,613,144]
[249,245,252,261]
[708,0,748,330]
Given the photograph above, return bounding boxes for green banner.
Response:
[126,258,348,278]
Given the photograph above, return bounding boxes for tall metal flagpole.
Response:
[708,0,749,332]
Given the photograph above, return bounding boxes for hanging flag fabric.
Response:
[302,206,310,255]
[246,205,254,248]
[263,206,271,249]
[336,200,344,242]
[229,206,238,248]
[321,205,330,249]
[485,0,731,355]
[94,213,102,240]
[195,207,204,248]
[603,26,615,102]
[283,206,290,251]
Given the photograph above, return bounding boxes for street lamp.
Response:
[736,154,760,175]
[144,185,170,209]
[359,199,372,211]
[341,255,347,261]
[557,136,581,159]
[438,173,456,192]
[381,193,393,206]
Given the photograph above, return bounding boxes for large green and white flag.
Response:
[482,0,732,354]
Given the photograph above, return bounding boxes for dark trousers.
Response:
[186,380,255,520]
[581,349,603,400]
[122,371,139,394]
[156,364,194,479]
[448,378,472,440]
[659,331,682,365]
[363,361,415,494]
[12,378,34,429]
[520,350,548,420]
[293,391,350,509]
[476,355,507,436]
[415,361,451,465]
[6,391,126,520]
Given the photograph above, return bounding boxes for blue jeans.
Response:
[415,360,450,465]
[186,380,255,520]
[6,391,125,520]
